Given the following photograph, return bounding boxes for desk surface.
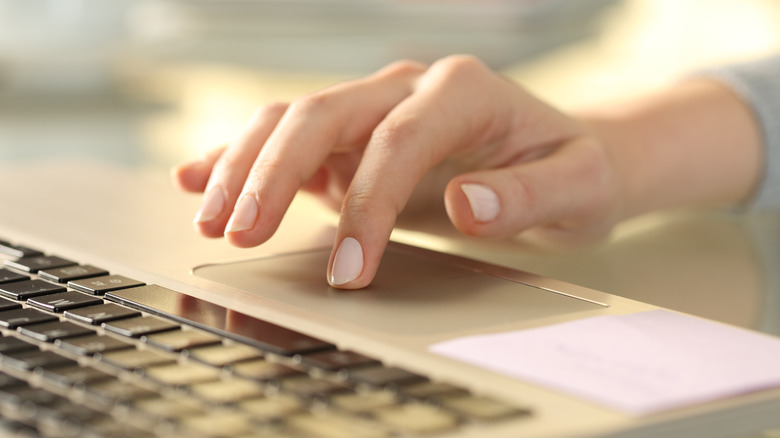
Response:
[2,0,780,335]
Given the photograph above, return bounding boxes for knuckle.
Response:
[510,171,543,219]
[379,59,427,78]
[579,142,621,219]
[250,101,288,122]
[345,187,402,220]
[215,151,240,173]
[370,119,434,168]
[373,118,421,148]
[577,141,615,200]
[289,91,333,116]
[343,190,372,215]
[212,147,245,179]
[257,155,303,185]
[430,55,489,83]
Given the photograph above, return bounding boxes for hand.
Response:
[172,55,760,289]
[172,55,625,289]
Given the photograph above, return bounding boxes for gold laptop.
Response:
[0,159,778,438]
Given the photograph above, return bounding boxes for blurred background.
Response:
[0,0,609,167]
[2,0,779,169]
[3,0,780,336]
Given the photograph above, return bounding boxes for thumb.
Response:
[444,139,619,247]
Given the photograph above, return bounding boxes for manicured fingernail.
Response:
[330,237,363,285]
[194,186,227,224]
[461,183,500,222]
[226,194,259,233]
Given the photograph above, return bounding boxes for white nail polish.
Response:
[461,183,500,222]
[194,186,226,224]
[330,237,363,285]
[226,194,259,233]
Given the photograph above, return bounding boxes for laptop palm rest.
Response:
[193,243,603,337]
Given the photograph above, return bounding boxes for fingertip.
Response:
[171,161,209,193]
[460,182,501,223]
[327,236,377,290]
[225,227,275,248]
[328,237,363,285]
[444,179,501,236]
[193,219,227,239]
[170,163,188,191]
[223,195,279,248]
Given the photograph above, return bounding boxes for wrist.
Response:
[576,79,762,220]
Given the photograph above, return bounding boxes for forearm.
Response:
[579,78,763,220]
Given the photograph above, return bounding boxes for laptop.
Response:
[1,158,780,438]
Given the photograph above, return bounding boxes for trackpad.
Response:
[193,244,603,336]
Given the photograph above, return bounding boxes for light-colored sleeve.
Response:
[698,54,780,210]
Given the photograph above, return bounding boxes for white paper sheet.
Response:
[430,310,780,415]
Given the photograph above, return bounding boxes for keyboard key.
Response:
[0,386,100,436]
[346,366,426,388]
[4,255,77,273]
[142,329,221,352]
[0,279,66,300]
[0,308,58,329]
[0,349,76,371]
[18,320,95,342]
[0,241,42,258]
[286,412,389,438]
[230,358,301,381]
[98,348,176,371]
[296,350,379,372]
[102,316,179,338]
[238,394,303,421]
[27,291,104,313]
[178,412,254,438]
[133,397,206,421]
[0,269,28,285]
[440,395,532,421]
[0,372,26,389]
[38,363,114,388]
[69,275,145,295]
[330,390,398,413]
[0,380,57,408]
[186,343,262,367]
[133,397,207,422]
[280,375,350,397]
[28,392,105,426]
[83,416,157,438]
[144,362,221,387]
[64,303,141,325]
[189,379,264,404]
[399,381,468,400]
[83,379,159,405]
[38,265,108,283]
[56,334,135,356]
[0,418,39,436]
[373,403,458,435]
[0,336,38,355]
[0,297,22,312]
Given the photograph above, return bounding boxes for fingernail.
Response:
[226,194,259,233]
[461,183,500,222]
[330,237,363,285]
[194,186,227,224]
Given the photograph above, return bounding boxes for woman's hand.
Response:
[172,55,761,289]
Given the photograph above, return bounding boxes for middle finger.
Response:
[224,60,427,247]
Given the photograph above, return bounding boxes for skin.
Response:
[172,55,762,289]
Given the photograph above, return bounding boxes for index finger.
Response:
[224,61,426,248]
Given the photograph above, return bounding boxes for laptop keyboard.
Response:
[0,239,531,437]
